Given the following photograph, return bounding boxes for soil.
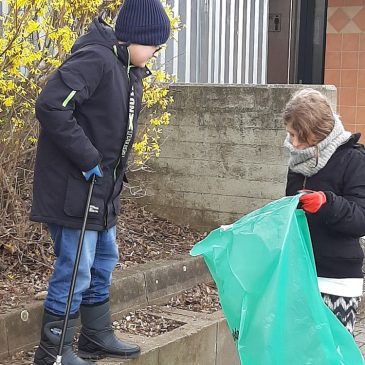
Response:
[0,197,206,314]
[0,197,213,364]
[114,282,221,338]
[114,307,185,338]
[166,282,220,314]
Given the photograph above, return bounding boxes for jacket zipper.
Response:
[113,94,134,182]
[104,48,135,228]
[113,47,134,182]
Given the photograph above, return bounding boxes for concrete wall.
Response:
[130,84,337,232]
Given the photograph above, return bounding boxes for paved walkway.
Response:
[355,312,365,356]
[355,311,365,356]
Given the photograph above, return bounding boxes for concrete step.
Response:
[0,255,212,361]
[2,251,365,364]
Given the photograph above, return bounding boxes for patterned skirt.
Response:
[321,293,361,335]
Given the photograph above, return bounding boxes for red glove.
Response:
[299,191,327,213]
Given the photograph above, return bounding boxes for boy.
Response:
[31,1,170,364]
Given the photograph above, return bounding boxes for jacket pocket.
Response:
[64,175,105,218]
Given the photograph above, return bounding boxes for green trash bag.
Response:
[190,195,364,365]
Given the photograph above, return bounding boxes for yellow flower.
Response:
[0,0,180,167]
[28,136,38,144]
[25,20,40,34]
[4,96,14,107]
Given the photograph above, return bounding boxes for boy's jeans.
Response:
[45,224,119,316]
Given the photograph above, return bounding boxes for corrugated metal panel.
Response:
[0,1,7,16]
[0,0,268,84]
[161,0,269,84]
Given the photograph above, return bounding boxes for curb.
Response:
[0,255,211,360]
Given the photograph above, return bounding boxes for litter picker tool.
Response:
[54,174,96,365]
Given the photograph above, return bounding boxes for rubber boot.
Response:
[33,311,96,365]
[78,300,140,360]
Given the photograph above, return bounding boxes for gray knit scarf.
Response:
[283,115,351,177]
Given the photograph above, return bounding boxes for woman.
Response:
[284,88,365,335]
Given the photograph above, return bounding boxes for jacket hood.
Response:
[338,133,361,149]
[71,16,150,78]
[72,17,118,52]
[71,17,129,66]
[348,133,361,145]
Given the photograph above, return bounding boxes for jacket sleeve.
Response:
[318,149,365,237]
[35,47,106,172]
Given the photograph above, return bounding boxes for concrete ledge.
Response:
[0,317,7,358]
[98,308,240,365]
[144,256,212,304]
[0,255,211,360]
[109,268,146,314]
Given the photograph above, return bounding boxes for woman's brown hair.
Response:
[283,88,335,145]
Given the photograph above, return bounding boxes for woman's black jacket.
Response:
[286,134,365,278]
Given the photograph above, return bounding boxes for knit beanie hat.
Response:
[115,0,171,46]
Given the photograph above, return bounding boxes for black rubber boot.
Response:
[33,311,95,365]
[78,300,141,360]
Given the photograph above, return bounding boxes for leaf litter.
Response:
[0,198,222,364]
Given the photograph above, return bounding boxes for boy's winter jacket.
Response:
[31,17,150,230]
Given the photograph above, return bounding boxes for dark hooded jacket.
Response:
[31,17,150,230]
[286,134,365,279]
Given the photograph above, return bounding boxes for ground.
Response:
[355,312,365,355]
[2,198,365,363]
[3,283,365,364]
[0,197,205,314]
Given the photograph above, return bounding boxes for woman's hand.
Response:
[299,191,327,213]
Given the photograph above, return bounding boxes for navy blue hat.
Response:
[115,0,171,46]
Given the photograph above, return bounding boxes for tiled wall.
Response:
[325,0,365,137]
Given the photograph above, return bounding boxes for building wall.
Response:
[130,84,337,232]
[267,0,292,83]
[325,0,365,137]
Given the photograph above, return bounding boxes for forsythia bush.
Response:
[0,0,180,265]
